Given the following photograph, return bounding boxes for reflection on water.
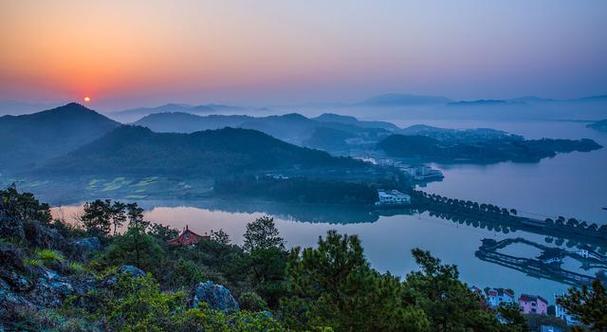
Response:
[52,199,603,301]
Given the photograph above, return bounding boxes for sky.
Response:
[1,0,606,110]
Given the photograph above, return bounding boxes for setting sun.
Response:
[83,96,91,103]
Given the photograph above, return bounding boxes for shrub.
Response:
[239,292,268,312]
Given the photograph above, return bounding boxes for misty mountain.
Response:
[133,112,395,148]
[0,103,119,172]
[448,99,525,107]
[570,95,607,103]
[313,113,399,131]
[358,93,452,106]
[111,103,242,122]
[398,125,520,143]
[587,119,607,132]
[38,126,365,177]
[133,112,250,133]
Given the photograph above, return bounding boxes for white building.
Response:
[375,189,411,206]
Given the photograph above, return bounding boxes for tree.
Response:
[110,201,127,236]
[210,228,231,245]
[149,223,178,241]
[1,185,51,223]
[404,249,502,332]
[281,230,430,331]
[497,303,528,332]
[80,199,113,237]
[557,279,607,331]
[243,216,284,252]
[125,202,150,267]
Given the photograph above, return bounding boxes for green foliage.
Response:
[281,230,430,331]
[210,228,231,245]
[239,292,268,312]
[148,222,178,241]
[80,199,113,237]
[243,216,285,252]
[71,274,284,332]
[497,303,528,332]
[36,248,65,263]
[557,279,607,331]
[102,229,165,275]
[404,248,502,332]
[164,258,206,290]
[215,176,379,205]
[0,185,51,223]
[80,199,130,237]
[25,248,65,268]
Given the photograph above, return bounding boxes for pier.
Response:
[476,238,607,286]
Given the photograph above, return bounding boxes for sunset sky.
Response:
[1,0,606,109]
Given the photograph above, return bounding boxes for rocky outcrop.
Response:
[102,265,146,286]
[23,221,67,250]
[73,237,102,252]
[71,237,102,260]
[191,281,239,312]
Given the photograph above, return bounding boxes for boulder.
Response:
[23,221,66,250]
[118,265,145,277]
[102,265,146,287]
[0,244,26,272]
[191,281,239,312]
[72,237,102,252]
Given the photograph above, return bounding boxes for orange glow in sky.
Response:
[1,1,606,109]
[83,96,91,103]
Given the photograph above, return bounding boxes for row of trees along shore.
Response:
[411,190,607,238]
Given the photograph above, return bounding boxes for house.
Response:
[375,189,411,206]
[400,165,444,181]
[519,294,548,315]
[484,287,515,308]
[167,225,209,246]
[549,301,579,326]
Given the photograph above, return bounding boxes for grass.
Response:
[35,248,65,263]
[68,262,87,274]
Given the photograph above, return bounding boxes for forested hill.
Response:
[0,103,119,172]
[377,134,602,163]
[37,125,365,176]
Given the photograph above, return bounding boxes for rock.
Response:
[0,270,31,291]
[72,237,102,252]
[0,281,35,326]
[0,244,26,272]
[102,265,146,287]
[118,265,145,277]
[191,281,239,312]
[0,216,25,243]
[23,221,67,250]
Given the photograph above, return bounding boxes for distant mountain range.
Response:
[2,102,604,179]
[0,100,60,115]
[448,95,607,107]
[0,103,119,172]
[110,103,244,122]
[133,112,396,148]
[587,119,607,132]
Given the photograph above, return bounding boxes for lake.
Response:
[46,118,607,304]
